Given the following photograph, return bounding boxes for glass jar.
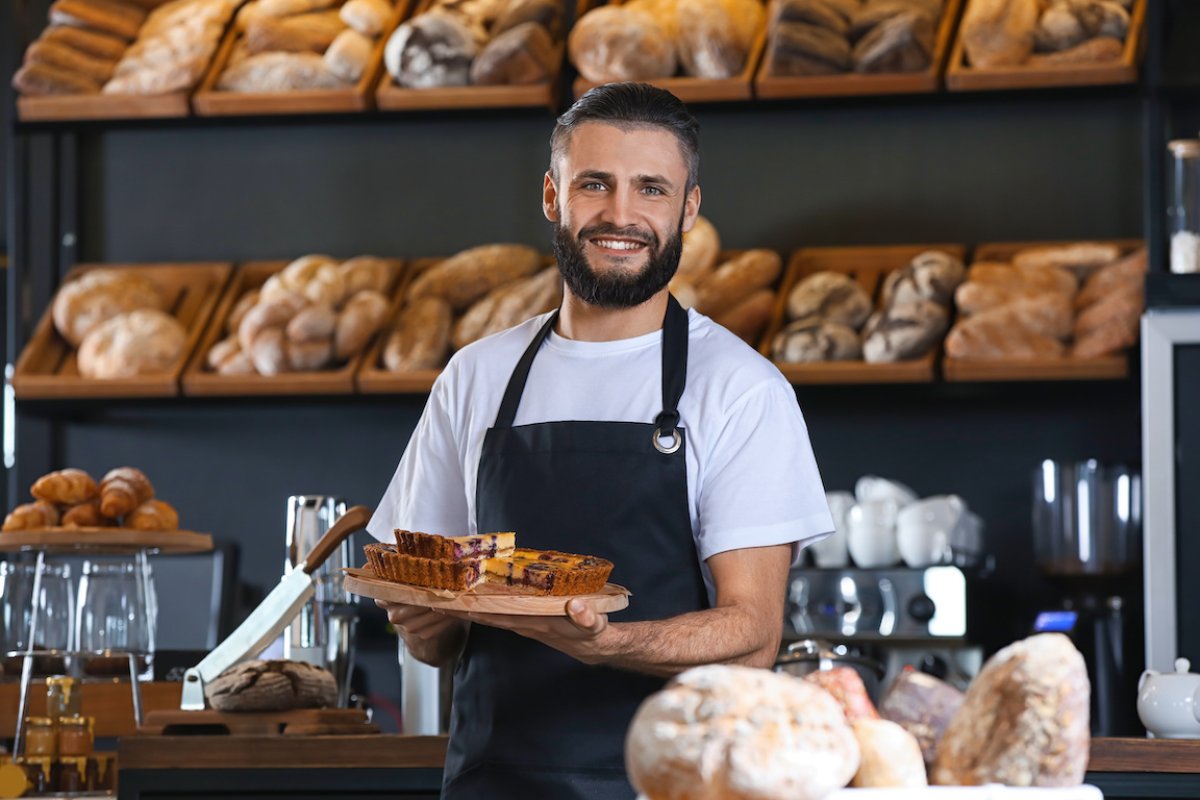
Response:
[23,716,57,759]
[46,676,81,722]
[58,716,94,758]
[0,561,75,673]
[75,557,155,679]
[1168,139,1200,274]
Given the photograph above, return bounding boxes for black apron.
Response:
[442,296,709,799]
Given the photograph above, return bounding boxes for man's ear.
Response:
[681,185,702,234]
[543,172,559,223]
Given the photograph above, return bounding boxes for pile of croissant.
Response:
[2,467,179,532]
[206,254,394,376]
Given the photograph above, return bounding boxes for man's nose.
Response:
[599,188,638,228]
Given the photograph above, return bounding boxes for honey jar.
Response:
[58,715,94,758]
[46,676,81,722]
[23,716,57,760]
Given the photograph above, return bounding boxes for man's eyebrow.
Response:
[573,170,614,182]
[636,174,675,190]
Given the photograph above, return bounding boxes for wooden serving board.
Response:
[181,258,403,396]
[754,0,963,100]
[941,239,1142,383]
[344,566,630,615]
[571,0,767,102]
[760,244,966,384]
[375,0,564,111]
[945,0,1146,91]
[0,528,213,554]
[12,262,232,399]
[140,707,376,736]
[191,0,409,116]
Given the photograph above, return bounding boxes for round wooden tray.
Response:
[344,567,630,616]
[0,528,213,554]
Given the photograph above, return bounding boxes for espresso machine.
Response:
[1031,458,1143,736]
[284,495,358,707]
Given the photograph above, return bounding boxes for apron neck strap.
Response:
[493,294,689,430]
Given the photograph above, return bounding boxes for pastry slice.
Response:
[364,543,487,592]
[483,548,614,596]
[394,529,515,560]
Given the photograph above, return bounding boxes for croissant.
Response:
[127,499,179,532]
[99,467,155,518]
[3,501,61,532]
[62,499,115,528]
[30,468,98,505]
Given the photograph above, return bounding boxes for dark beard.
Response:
[553,217,684,310]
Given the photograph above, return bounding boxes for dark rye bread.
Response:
[364,543,485,592]
[394,529,515,560]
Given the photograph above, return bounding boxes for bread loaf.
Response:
[77,310,187,379]
[961,0,1038,67]
[853,9,933,72]
[12,62,103,95]
[713,289,774,344]
[787,271,872,328]
[933,633,1089,787]
[103,58,210,94]
[340,0,392,35]
[966,261,1077,297]
[209,335,244,372]
[454,267,561,348]
[219,50,348,90]
[334,290,390,359]
[852,718,928,788]
[1075,246,1145,310]
[407,244,541,310]
[49,0,147,40]
[773,318,861,362]
[676,215,721,283]
[41,25,130,60]
[568,6,677,83]
[24,40,118,83]
[954,282,1060,315]
[100,466,155,518]
[768,20,852,74]
[246,10,346,54]
[285,303,338,344]
[804,667,879,721]
[287,338,334,370]
[385,10,480,87]
[384,297,453,371]
[1011,242,1121,281]
[626,665,861,800]
[492,0,562,38]
[238,291,307,353]
[53,269,165,347]
[256,0,337,17]
[1073,279,1141,340]
[862,299,947,362]
[1034,2,1086,51]
[774,0,852,35]
[324,28,374,82]
[340,256,393,295]
[693,249,782,317]
[32,468,99,505]
[471,22,556,85]
[249,327,289,375]
[3,501,62,532]
[1028,34,1121,64]
[878,670,964,767]
[945,312,1066,360]
[881,250,966,308]
[675,0,763,79]
[205,659,338,712]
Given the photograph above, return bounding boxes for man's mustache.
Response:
[577,224,656,248]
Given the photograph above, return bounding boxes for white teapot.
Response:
[1137,657,1200,738]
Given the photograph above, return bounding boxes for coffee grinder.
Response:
[1031,458,1142,736]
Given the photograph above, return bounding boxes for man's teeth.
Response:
[594,239,644,250]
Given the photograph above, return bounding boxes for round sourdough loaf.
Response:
[932,632,1090,787]
[626,665,859,800]
[205,659,338,712]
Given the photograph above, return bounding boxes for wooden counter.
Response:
[1089,737,1200,773]
[0,681,181,737]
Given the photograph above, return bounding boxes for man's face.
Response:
[544,122,701,309]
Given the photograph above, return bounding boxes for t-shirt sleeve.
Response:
[367,371,470,543]
[696,378,833,565]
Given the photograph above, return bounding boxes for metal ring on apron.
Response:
[653,427,682,454]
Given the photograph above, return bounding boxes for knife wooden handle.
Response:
[303,505,373,574]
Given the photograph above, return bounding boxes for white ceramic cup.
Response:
[896,495,966,568]
[811,491,853,568]
[855,475,919,509]
[846,499,900,568]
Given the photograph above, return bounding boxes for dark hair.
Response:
[549,82,700,190]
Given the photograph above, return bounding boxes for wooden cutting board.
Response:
[344,567,630,616]
[140,708,377,736]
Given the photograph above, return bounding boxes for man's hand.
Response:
[442,598,615,665]
[376,599,468,667]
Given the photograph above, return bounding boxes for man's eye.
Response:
[583,182,605,191]
[642,186,663,195]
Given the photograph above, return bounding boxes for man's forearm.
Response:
[594,605,781,678]
[405,619,469,668]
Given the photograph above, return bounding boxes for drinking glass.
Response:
[75,558,154,678]
[0,560,75,675]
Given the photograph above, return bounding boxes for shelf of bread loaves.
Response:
[190,0,405,115]
[0,467,213,554]
[181,255,402,394]
[569,0,768,102]
[375,0,566,111]
[12,262,232,399]
[13,0,242,122]
[945,0,1146,91]
[942,240,1143,381]
[754,0,965,100]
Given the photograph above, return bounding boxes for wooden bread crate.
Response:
[16,8,238,122]
[760,244,966,384]
[181,258,403,395]
[356,255,560,394]
[942,239,1142,383]
[571,0,768,103]
[945,0,1146,91]
[12,262,232,399]
[191,0,410,116]
[754,0,964,100]
[375,0,565,112]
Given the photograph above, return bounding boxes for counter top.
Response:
[1087,737,1200,774]
[118,734,448,770]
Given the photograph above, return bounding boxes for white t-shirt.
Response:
[369,309,834,603]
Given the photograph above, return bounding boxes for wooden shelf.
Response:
[761,244,966,385]
[12,263,233,400]
[0,682,182,738]
[120,734,448,770]
[945,0,1147,92]
[0,528,213,555]
[191,0,408,117]
[754,0,963,100]
[1089,737,1200,774]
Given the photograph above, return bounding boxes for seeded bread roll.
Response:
[626,665,860,800]
[933,633,1089,787]
[568,6,676,83]
[879,670,965,767]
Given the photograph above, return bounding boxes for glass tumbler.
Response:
[75,558,154,679]
[0,561,75,675]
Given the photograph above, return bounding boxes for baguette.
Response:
[383,297,452,371]
[1011,242,1121,281]
[1075,246,1146,310]
[49,0,148,40]
[1028,35,1122,65]
[41,25,130,60]
[407,244,541,310]
[966,261,1077,296]
[676,216,720,283]
[693,249,782,317]
[25,39,118,83]
[1073,280,1142,342]
[712,288,774,344]
[945,312,1066,360]
[961,0,1038,68]
[11,61,102,94]
[245,10,347,55]
[218,51,349,90]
